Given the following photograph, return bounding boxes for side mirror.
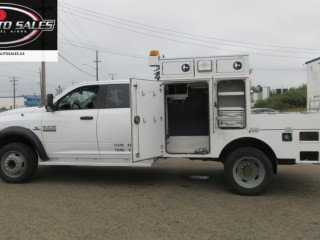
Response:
[46,94,55,112]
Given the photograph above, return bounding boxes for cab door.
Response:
[97,83,131,156]
[130,79,165,162]
[42,85,100,158]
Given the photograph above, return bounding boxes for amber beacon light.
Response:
[149,50,160,56]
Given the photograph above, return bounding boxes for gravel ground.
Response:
[0,158,320,240]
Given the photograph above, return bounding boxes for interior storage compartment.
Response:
[217,80,246,129]
[165,82,210,154]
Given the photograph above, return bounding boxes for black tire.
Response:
[224,147,273,195]
[0,143,38,183]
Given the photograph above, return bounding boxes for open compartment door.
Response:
[130,79,165,162]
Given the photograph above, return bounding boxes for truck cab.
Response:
[42,81,132,161]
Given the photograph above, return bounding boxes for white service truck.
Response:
[0,51,319,195]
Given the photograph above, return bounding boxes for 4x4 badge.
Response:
[43,126,56,132]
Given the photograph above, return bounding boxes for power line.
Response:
[100,63,110,75]
[58,17,92,60]
[59,7,318,55]
[59,31,96,72]
[60,0,97,49]
[57,9,315,59]
[59,41,148,59]
[99,68,108,80]
[59,2,320,53]
[97,55,111,80]
[58,53,96,77]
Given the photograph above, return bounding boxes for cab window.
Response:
[105,84,129,108]
[57,86,99,110]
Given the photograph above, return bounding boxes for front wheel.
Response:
[224,148,274,195]
[0,143,38,183]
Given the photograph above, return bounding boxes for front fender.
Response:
[0,126,48,160]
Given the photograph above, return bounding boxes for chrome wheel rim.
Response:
[233,157,265,189]
[2,151,26,178]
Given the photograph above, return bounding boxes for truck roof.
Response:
[73,80,129,86]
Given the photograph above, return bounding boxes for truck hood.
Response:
[0,107,44,117]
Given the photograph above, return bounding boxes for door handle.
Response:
[80,116,94,120]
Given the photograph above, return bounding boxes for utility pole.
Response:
[38,67,42,95]
[35,1,48,106]
[41,62,46,106]
[9,77,18,109]
[93,50,101,81]
[108,73,117,80]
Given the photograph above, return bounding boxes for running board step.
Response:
[39,159,154,167]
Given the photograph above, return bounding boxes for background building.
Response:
[252,87,271,103]
[0,95,41,110]
[270,88,289,95]
[306,57,320,111]
[252,87,289,106]
[24,96,42,107]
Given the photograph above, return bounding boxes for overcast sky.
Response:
[0,0,319,97]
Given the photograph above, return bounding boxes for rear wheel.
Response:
[224,147,273,195]
[0,143,38,183]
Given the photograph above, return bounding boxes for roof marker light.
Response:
[149,50,160,56]
[197,60,212,72]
